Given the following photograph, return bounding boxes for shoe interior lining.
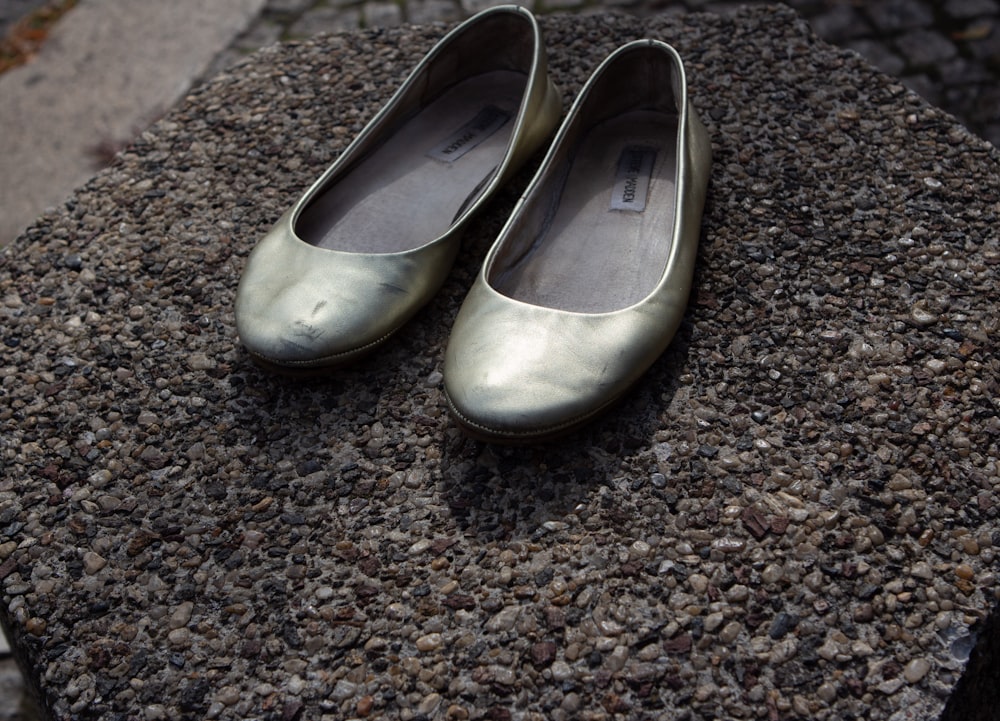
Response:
[295,70,526,254]
[491,110,679,314]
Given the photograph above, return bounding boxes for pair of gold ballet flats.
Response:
[235,5,712,442]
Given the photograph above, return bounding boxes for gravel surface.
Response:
[1,7,999,720]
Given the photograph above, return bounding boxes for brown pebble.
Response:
[356,695,374,716]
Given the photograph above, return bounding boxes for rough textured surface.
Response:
[1,7,999,720]
[0,0,266,245]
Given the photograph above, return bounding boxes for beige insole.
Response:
[493,111,679,313]
[296,70,526,253]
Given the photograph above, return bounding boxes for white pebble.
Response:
[416,632,442,651]
[903,658,932,683]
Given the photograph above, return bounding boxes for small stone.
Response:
[769,612,798,640]
[878,678,905,694]
[418,693,442,715]
[726,584,750,602]
[550,660,574,681]
[910,303,938,326]
[331,680,357,701]
[416,632,442,652]
[605,645,629,672]
[761,563,784,584]
[168,601,194,629]
[955,563,975,580]
[486,605,520,632]
[704,612,724,633]
[903,658,932,683]
[82,551,107,574]
[493,667,516,686]
[817,682,837,703]
[688,573,710,594]
[770,638,798,664]
[216,687,240,706]
[719,621,742,644]
[530,641,557,668]
[187,353,216,370]
[712,537,746,553]
[167,628,191,647]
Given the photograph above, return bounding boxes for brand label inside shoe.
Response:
[427,105,511,162]
[611,146,658,212]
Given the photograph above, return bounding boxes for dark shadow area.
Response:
[940,602,1000,721]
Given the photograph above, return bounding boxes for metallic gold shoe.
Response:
[235,6,561,371]
[443,40,712,442]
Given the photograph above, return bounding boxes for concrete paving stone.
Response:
[405,0,463,25]
[0,659,39,721]
[0,0,267,245]
[0,0,50,37]
[967,21,1000,60]
[895,27,960,66]
[233,16,286,47]
[460,0,534,15]
[846,38,907,76]
[939,54,992,84]
[808,4,873,45]
[900,72,942,106]
[944,0,1000,19]
[670,0,716,8]
[971,87,1000,146]
[540,0,590,11]
[363,0,404,26]
[289,5,362,35]
[866,0,935,32]
[595,0,646,9]
[266,0,321,13]
[701,2,759,15]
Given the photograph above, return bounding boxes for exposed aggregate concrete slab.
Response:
[1,7,999,720]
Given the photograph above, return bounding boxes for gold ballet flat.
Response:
[444,40,712,442]
[234,6,561,371]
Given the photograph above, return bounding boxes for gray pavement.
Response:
[0,0,266,246]
[0,0,998,717]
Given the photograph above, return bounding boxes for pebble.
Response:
[81,552,107,575]
[416,633,443,652]
[331,680,357,701]
[719,622,743,644]
[904,658,932,683]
